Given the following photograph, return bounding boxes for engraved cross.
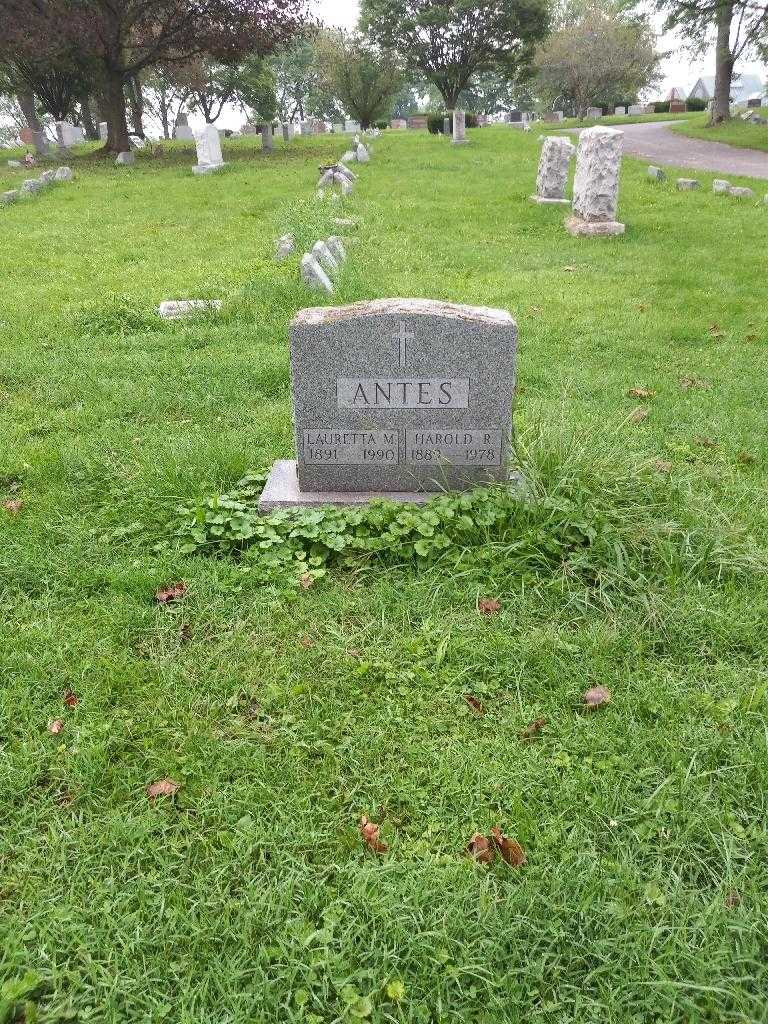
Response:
[393,322,415,368]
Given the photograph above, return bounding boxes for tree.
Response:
[536,2,661,117]
[0,0,308,152]
[360,0,549,113]
[142,66,191,139]
[315,29,403,128]
[653,0,768,123]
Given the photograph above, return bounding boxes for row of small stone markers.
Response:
[530,126,625,235]
[2,164,73,205]
[648,165,762,200]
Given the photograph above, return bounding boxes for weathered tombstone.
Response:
[300,253,333,294]
[627,104,644,115]
[530,136,575,204]
[728,185,754,198]
[40,169,56,184]
[312,240,339,275]
[712,178,730,193]
[669,100,686,113]
[333,123,344,133]
[407,115,428,130]
[282,123,295,142]
[56,121,84,147]
[275,234,295,261]
[55,166,73,181]
[2,190,19,204]
[443,116,450,135]
[261,122,274,152]
[565,126,625,236]
[586,106,603,119]
[391,119,407,129]
[326,236,347,263]
[300,120,312,135]
[192,125,225,173]
[7,159,22,168]
[173,113,194,141]
[129,134,146,149]
[115,151,135,165]
[158,300,222,319]
[614,106,626,115]
[344,120,360,133]
[452,109,468,144]
[258,299,518,510]
[22,178,44,193]
[676,178,700,190]
[356,143,370,163]
[647,165,666,182]
[99,121,108,141]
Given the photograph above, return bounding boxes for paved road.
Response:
[566,119,768,179]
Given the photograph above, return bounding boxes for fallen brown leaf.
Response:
[360,815,388,853]
[520,717,547,742]
[724,890,741,909]
[299,635,314,648]
[629,407,649,424]
[299,573,314,590]
[467,833,493,864]
[693,435,718,448]
[680,376,711,390]
[155,581,187,604]
[48,719,64,735]
[708,323,725,339]
[583,685,612,710]
[737,451,757,465]
[147,778,181,799]
[490,827,527,867]
[347,648,362,658]
[478,597,501,615]
[463,694,485,715]
[654,459,673,473]
[2,498,23,514]
[63,689,78,708]
[563,265,576,272]
[627,387,656,399]
[745,333,757,342]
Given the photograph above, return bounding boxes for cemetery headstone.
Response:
[312,240,339,275]
[326,236,346,262]
[391,119,407,129]
[2,190,19,204]
[40,169,56,184]
[728,185,754,198]
[509,109,522,122]
[407,115,428,130]
[7,159,22,168]
[54,166,73,181]
[174,113,194,140]
[669,100,686,113]
[115,151,135,165]
[712,178,730,193]
[258,298,518,510]
[333,123,344,133]
[22,178,44,193]
[452,109,468,144]
[261,123,274,152]
[344,120,360,133]
[530,136,575,204]
[443,116,450,135]
[627,104,644,115]
[282,123,295,142]
[300,121,312,135]
[158,300,222,319]
[192,125,225,174]
[565,126,625,236]
[647,165,665,181]
[300,253,333,294]
[99,121,108,141]
[676,178,699,190]
[275,234,295,261]
[586,106,603,119]
[356,143,370,163]
[614,106,626,115]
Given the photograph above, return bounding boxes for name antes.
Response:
[337,377,469,409]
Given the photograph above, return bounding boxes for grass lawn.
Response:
[672,112,768,153]
[1,127,767,1023]
[546,112,692,131]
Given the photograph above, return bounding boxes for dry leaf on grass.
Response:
[708,324,725,339]
[563,265,576,272]
[299,573,314,590]
[737,451,757,465]
[693,435,718,449]
[359,815,388,853]
[583,685,612,710]
[2,498,23,514]
[724,890,741,909]
[520,717,547,741]
[680,376,711,390]
[299,635,314,648]
[463,694,485,715]
[146,778,181,799]
[155,581,187,604]
[48,719,64,735]
[477,597,501,615]
[745,333,758,342]
[467,833,494,864]
[627,387,656,399]
[629,407,649,424]
[654,459,673,473]
[490,827,527,866]
[63,689,78,708]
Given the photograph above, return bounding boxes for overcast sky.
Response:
[314,0,766,98]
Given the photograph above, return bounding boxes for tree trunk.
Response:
[710,1,735,124]
[79,93,98,140]
[17,88,50,155]
[126,75,146,137]
[103,68,132,153]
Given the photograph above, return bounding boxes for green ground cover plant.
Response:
[1,126,767,1023]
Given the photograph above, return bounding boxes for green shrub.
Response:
[686,97,707,112]
[653,101,671,113]
[427,112,479,134]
